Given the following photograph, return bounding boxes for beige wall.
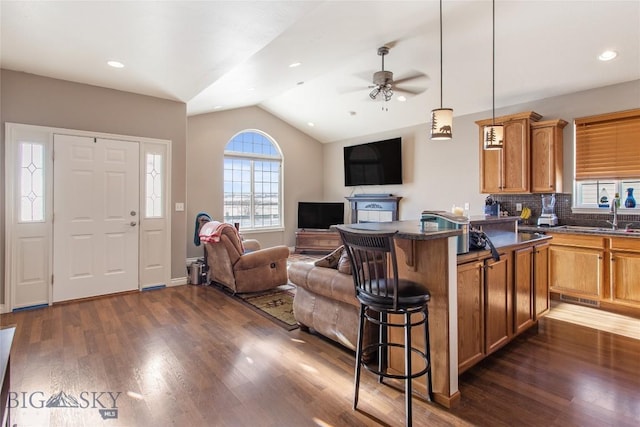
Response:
[0,70,188,305]
[323,80,640,220]
[186,106,324,258]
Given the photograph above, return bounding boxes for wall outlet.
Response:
[516,202,523,211]
[464,202,470,211]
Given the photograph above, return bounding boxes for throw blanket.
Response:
[193,212,212,246]
[199,221,244,253]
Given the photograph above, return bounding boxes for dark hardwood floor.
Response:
[1,285,639,426]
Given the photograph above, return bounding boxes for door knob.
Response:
[130,221,137,227]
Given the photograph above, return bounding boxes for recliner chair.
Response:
[200,221,290,293]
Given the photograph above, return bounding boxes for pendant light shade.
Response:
[483,125,504,149]
[431,108,453,140]
[430,0,453,140]
[483,0,503,150]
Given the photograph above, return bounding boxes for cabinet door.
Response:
[479,145,501,193]
[514,246,534,335]
[485,253,511,355]
[531,120,566,193]
[457,261,484,373]
[531,126,554,192]
[534,242,550,318]
[549,245,603,298]
[610,251,640,306]
[501,119,530,193]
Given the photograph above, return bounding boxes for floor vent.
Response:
[559,294,600,308]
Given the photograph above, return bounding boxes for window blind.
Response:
[575,109,640,180]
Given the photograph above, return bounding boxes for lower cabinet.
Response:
[609,237,640,308]
[457,261,484,373]
[534,242,550,318]
[548,233,605,300]
[457,238,549,373]
[513,246,534,335]
[484,252,512,355]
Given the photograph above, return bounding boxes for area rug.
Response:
[236,284,298,331]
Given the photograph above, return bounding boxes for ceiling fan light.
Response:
[483,125,504,150]
[430,108,453,140]
[369,87,380,100]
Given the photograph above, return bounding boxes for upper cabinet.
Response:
[476,111,542,194]
[531,119,568,193]
[477,112,567,194]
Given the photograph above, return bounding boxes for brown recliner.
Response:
[201,223,290,293]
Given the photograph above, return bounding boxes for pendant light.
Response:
[430,0,453,140]
[483,0,503,150]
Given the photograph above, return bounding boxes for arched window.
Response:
[223,130,283,230]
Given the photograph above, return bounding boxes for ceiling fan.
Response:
[368,45,427,102]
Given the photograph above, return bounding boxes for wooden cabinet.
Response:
[484,252,512,355]
[457,261,484,373]
[548,233,605,300]
[609,237,640,308]
[513,246,534,335]
[456,238,549,372]
[294,230,342,254]
[476,111,542,194]
[533,242,550,318]
[531,119,568,193]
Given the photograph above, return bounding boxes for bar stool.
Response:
[336,226,433,427]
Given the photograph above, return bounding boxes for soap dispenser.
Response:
[599,188,609,208]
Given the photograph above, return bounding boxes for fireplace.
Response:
[346,194,402,224]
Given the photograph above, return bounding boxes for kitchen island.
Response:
[338,220,551,408]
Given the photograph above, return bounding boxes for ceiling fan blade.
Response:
[393,71,429,85]
[394,86,427,96]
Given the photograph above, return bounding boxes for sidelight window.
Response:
[19,142,45,222]
[145,152,163,218]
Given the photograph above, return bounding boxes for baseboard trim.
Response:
[171,277,187,286]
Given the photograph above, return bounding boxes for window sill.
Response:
[241,227,285,235]
[572,207,638,214]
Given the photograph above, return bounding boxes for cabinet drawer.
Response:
[609,237,640,252]
[547,232,605,249]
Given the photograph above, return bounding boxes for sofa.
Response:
[289,247,376,354]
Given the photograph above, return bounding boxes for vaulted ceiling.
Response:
[2,1,639,143]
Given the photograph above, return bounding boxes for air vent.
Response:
[559,294,600,308]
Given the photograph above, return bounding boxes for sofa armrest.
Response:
[234,245,290,270]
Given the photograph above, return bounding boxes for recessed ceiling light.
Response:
[247,87,255,91]
[598,50,618,61]
[397,96,407,102]
[107,60,124,68]
[289,62,302,68]
[213,105,223,109]
[307,122,315,127]
[296,81,304,86]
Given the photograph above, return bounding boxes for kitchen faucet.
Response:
[608,195,620,230]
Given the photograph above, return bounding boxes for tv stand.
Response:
[294,229,342,254]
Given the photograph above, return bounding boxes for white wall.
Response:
[323,80,640,220]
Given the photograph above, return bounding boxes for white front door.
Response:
[52,134,140,302]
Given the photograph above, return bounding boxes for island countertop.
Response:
[336,220,462,241]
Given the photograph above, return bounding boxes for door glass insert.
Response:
[145,153,163,218]
[20,142,45,222]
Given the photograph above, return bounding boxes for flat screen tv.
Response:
[297,202,345,230]
[344,137,402,186]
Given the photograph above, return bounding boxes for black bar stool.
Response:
[336,226,433,427]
